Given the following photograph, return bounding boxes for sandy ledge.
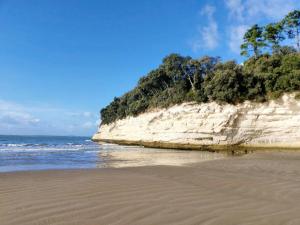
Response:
[1,151,300,225]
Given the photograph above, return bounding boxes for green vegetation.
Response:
[101,10,300,125]
[241,24,267,58]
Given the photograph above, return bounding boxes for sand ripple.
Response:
[1,151,300,225]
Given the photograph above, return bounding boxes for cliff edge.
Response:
[92,93,300,149]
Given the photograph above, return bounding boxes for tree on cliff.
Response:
[241,24,266,58]
[100,9,300,125]
[282,10,300,52]
[184,56,220,93]
[263,23,285,52]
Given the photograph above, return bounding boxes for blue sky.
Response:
[0,0,299,136]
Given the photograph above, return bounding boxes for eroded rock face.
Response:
[93,93,300,148]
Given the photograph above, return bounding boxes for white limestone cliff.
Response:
[92,93,300,149]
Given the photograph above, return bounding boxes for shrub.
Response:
[100,52,300,125]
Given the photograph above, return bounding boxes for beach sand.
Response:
[1,151,300,225]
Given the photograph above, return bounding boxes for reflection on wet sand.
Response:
[97,145,229,168]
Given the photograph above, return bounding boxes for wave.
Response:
[1,143,57,147]
[3,143,29,147]
[0,142,100,152]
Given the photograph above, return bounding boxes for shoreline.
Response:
[92,138,300,152]
[2,151,300,225]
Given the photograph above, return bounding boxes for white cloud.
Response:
[191,4,219,51]
[201,4,216,17]
[228,25,249,53]
[66,111,95,118]
[225,0,298,22]
[0,99,98,136]
[0,100,41,128]
[246,0,298,20]
[225,0,245,21]
[224,0,300,54]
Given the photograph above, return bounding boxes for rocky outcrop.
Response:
[92,93,300,149]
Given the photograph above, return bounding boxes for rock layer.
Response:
[93,93,300,149]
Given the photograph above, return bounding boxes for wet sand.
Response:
[1,151,300,225]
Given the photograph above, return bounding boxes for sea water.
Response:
[0,135,227,172]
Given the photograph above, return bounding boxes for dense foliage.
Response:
[101,10,300,125]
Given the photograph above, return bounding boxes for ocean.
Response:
[0,135,227,172]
